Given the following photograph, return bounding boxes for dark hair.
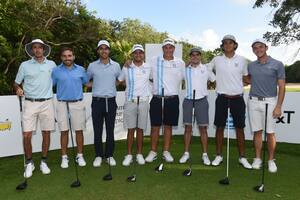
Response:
[60,46,74,56]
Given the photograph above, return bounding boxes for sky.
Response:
[84,0,300,65]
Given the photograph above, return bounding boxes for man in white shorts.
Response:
[14,39,56,178]
[118,44,151,166]
[179,47,215,166]
[248,39,285,173]
[52,47,89,168]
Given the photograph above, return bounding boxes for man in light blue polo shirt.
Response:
[14,39,56,178]
[87,40,121,167]
[52,47,89,169]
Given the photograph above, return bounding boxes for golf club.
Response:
[253,103,268,192]
[127,96,140,182]
[219,99,230,185]
[155,88,165,173]
[103,96,112,181]
[66,102,81,188]
[183,90,196,177]
[16,96,28,190]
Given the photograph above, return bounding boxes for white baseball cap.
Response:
[97,40,110,48]
[131,44,144,53]
[162,38,175,47]
[251,38,267,47]
[25,39,51,58]
[222,34,237,44]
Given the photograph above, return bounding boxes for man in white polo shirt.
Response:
[179,47,215,165]
[248,39,285,173]
[145,38,185,163]
[118,44,151,166]
[208,35,252,169]
[14,39,56,178]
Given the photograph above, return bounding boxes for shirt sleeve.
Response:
[206,65,216,82]
[118,67,126,81]
[86,63,93,81]
[115,63,122,78]
[15,63,25,84]
[81,67,89,84]
[179,60,186,80]
[206,57,216,72]
[276,61,286,80]
[242,58,248,76]
[51,68,57,86]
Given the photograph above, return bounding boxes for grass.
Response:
[1,136,300,200]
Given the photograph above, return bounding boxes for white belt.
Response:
[249,96,276,101]
[128,97,149,103]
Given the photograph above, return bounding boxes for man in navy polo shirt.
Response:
[87,40,121,167]
[52,47,88,168]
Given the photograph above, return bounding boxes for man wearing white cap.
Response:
[14,39,56,178]
[208,35,252,169]
[87,40,121,167]
[179,47,215,165]
[118,44,151,166]
[145,38,185,163]
[248,39,285,173]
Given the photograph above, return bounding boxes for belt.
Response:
[93,96,115,100]
[219,94,243,99]
[185,96,207,101]
[153,95,178,99]
[249,96,267,101]
[58,99,82,102]
[25,97,51,102]
[129,97,149,103]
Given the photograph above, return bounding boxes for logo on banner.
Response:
[276,111,295,124]
[226,114,235,130]
[0,119,12,131]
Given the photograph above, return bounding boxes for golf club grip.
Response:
[161,88,164,97]
[137,96,140,105]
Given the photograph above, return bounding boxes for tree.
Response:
[254,0,300,45]
[286,61,300,82]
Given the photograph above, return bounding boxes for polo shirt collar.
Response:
[131,61,145,68]
[30,57,47,64]
[98,58,112,65]
[60,63,77,69]
[223,53,237,60]
[257,56,271,64]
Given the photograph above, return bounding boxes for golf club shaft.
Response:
[157,88,165,169]
[261,103,268,185]
[188,90,196,170]
[66,102,80,182]
[226,100,230,178]
[133,96,140,175]
[19,96,28,186]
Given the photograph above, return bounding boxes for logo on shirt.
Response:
[234,62,239,67]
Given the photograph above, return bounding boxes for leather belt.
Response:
[25,97,51,102]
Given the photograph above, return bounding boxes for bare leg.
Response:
[236,128,246,157]
[61,131,69,155]
[75,130,84,154]
[150,126,160,152]
[136,128,143,154]
[267,133,276,160]
[41,131,50,157]
[127,129,135,155]
[215,127,224,155]
[23,131,33,160]
[199,126,208,153]
[163,125,172,151]
[183,125,192,152]
[253,130,263,158]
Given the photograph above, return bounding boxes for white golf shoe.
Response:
[252,158,262,170]
[136,154,145,165]
[239,157,252,169]
[61,155,69,169]
[179,152,190,164]
[107,157,116,166]
[93,157,102,167]
[268,159,278,173]
[40,161,51,175]
[24,162,35,178]
[202,153,211,166]
[163,151,174,163]
[76,154,86,167]
[145,150,157,163]
[122,154,133,166]
[212,155,223,166]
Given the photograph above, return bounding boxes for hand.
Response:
[85,82,92,88]
[273,106,282,119]
[16,88,24,96]
[124,60,132,68]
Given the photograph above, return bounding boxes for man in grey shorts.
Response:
[247,39,285,173]
[118,44,151,166]
[179,47,215,165]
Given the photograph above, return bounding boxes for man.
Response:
[118,44,151,166]
[248,39,285,173]
[52,47,88,168]
[14,39,56,178]
[208,35,252,169]
[87,40,121,167]
[179,47,215,165]
[145,38,185,163]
